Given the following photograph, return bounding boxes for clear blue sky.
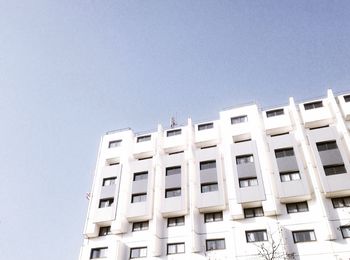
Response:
[0,1,350,259]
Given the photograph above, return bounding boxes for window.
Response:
[323,164,346,176]
[90,247,107,259]
[280,171,301,182]
[266,109,284,118]
[165,188,181,198]
[168,150,184,155]
[275,148,294,158]
[137,135,151,143]
[131,193,147,203]
[340,226,350,238]
[316,140,338,151]
[286,201,309,213]
[234,138,251,143]
[206,239,226,251]
[201,145,217,149]
[138,156,152,161]
[246,230,268,242]
[200,160,216,170]
[130,247,147,259]
[168,216,185,227]
[344,95,350,103]
[167,243,185,254]
[239,177,258,187]
[132,221,149,231]
[292,230,316,243]
[198,122,214,131]
[99,226,111,236]
[108,140,121,148]
[304,101,323,110]
[204,212,223,223]
[99,198,114,208]
[166,166,181,176]
[331,196,350,208]
[102,177,117,186]
[236,155,254,164]
[167,129,181,137]
[133,171,148,181]
[201,183,218,193]
[231,115,248,124]
[244,207,264,218]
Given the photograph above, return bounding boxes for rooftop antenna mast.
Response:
[170,116,177,128]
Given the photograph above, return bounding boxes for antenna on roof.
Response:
[170,116,177,128]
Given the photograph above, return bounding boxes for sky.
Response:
[0,1,350,259]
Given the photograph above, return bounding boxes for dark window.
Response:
[292,230,316,243]
[133,171,148,181]
[167,243,185,254]
[130,247,147,258]
[270,132,289,137]
[234,138,252,143]
[167,129,182,137]
[323,164,346,176]
[165,188,181,198]
[138,156,152,161]
[204,212,223,223]
[275,148,294,158]
[304,101,323,110]
[99,198,114,208]
[344,95,350,102]
[201,183,218,193]
[244,207,264,218]
[246,230,268,242]
[331,196,350,208]
[99,226,111,236]
[90,247,108,259]
[137,135,151,143]
[201,145,217,149]
[102,177,117,186]
[108,140,122,148]
[200,160,216,170]
[206,239,226,251]
[266,109,284,118]
[231,115,248,124]
[286,202,309,213]
[239,177,258,188]
[132,221,149,231]
[340,226,350,238]
[198,122,214,131]
[166,166,181,176]
[131,193,147,203]
[168,150,184,155]
[280,171,301,182]
[167,216,185,227]
[236,155,254,164]
[316,141,338,151]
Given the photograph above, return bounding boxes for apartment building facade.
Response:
[80,89,350,260]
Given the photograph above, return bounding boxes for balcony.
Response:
[262,107,293,135]
[163,127,187,153]
[132,133,156,158]
[194,121,220,147]
[338,94,350,120]
[299,100,333,128]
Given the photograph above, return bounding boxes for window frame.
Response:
[99,226,111,236]
[200,160,216,170]
[244,207,264,218]
[316,140,338,151]
[133,171,148,181]
[231,115,248,124]
[132,221,149,232]
[130,247,147,259]
[279,171,301,182]
[165,188,181,198]
[245,230,268,243]
[286,201,309,213]
[266,108,284,118]
[131,193,147,203]
[167,216,185,227]
[340,225,350,238]
[166,129,182,137]
[167,243,185,255]
[331,196,350,208]
[205,239,226,251]
[304,101,323,110]
[99,198,114,208]
[136,135,151,143]
[166,166,181,176]
[204,211,223,223]
[344,95,350,103]
[201,182,218,193]
[198,122,214,131]
[239,177,258,188]
[102,177,117,186]
[236,154,254,164]
[274,148,295,158]
[90,247,108,259]
[292,230,316,243]
[108,140,122,148]
[323,164,347,176]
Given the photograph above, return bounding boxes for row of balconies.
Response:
[103,93,350,160]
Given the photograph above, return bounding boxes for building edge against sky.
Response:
[79,89,350,260]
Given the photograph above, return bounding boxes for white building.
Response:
[80,89,350,260]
